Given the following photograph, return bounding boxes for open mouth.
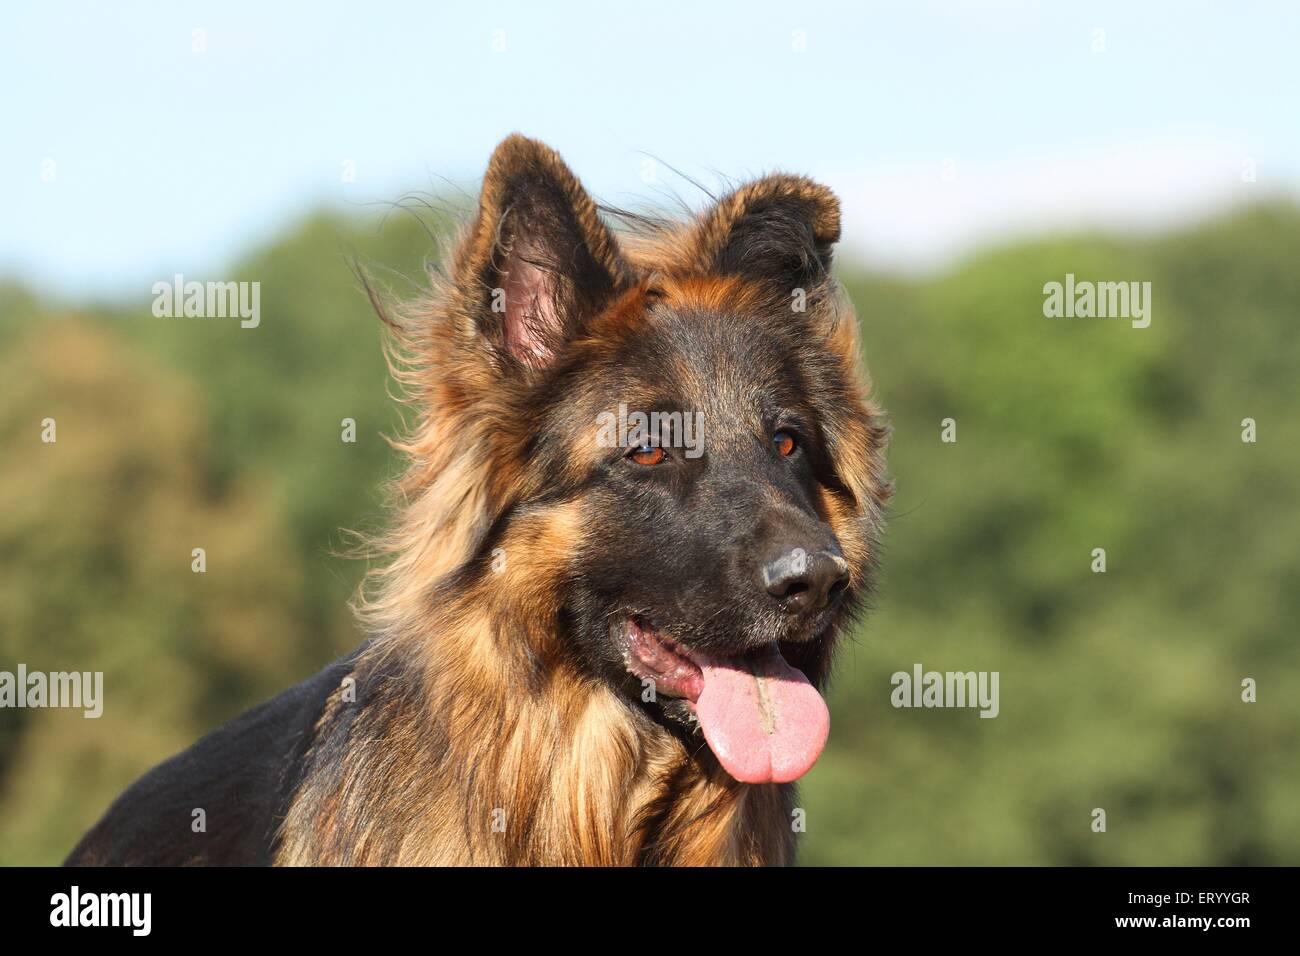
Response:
[621,617,830,785]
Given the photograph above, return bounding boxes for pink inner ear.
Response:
[502,255,559,367]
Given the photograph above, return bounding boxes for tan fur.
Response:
[276,136,884,866]
[280,495,796,866]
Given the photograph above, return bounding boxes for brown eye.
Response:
[773,431,796,457]
[630,444,666,466]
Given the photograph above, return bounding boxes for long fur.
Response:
[66,135,889,868]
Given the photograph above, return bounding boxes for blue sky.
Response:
[4,0,1297,298]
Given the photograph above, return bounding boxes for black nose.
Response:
[761,548,850,614]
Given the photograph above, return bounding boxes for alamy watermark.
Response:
[596,403,705,458]
[50,886,150,936]
[152,273,260,328]
[0,664,102,718]
[890,662,999,718]
[1043,273,1151,329]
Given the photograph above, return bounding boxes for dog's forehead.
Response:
[553,299,811,452]
[634,304,797,417]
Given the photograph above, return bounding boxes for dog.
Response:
[65,135,891,866]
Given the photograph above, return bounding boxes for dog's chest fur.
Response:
[274,642,797,866]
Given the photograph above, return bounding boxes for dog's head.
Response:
[384,135,890,785]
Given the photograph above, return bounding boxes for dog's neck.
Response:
[276,612,797,866]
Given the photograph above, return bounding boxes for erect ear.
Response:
[450,134,629,369]
[677,175,841,292]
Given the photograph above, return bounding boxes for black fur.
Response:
[64,651,362,865]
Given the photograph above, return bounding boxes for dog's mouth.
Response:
[620,617,830,785]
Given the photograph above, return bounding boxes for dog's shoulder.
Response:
[64,648,364,866]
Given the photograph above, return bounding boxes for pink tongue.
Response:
[693,647,830,784]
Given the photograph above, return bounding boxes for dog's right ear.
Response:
[450,135,630,370]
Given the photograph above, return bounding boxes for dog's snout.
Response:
[761,547,850,614]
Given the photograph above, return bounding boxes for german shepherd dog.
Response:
[66,135,890,866]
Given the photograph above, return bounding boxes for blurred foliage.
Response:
[0,202,1297,865]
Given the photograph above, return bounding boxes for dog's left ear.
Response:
[450,134,630,369]
[679,175,841,292]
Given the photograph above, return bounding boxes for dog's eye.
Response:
[629,444,666,466]
[773,431,797,457]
